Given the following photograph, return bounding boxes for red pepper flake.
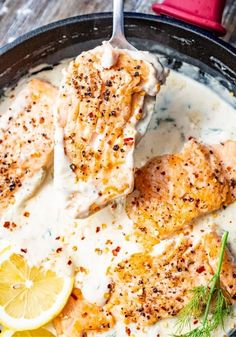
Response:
[125,327,131,336]
[3,221,10,229]
[23,211,30,217]
[193,320,198,325]
[3,221,17,231]
[55,236,60,240]
[21,248,27,254]
[67,260,72,265]
[124,137,134,143]
[96,227,100,233]
[71,293,78,301]
[39,117,45,124]
[112,246,121,256]
[196,266,205,273]
[56,247,63,253]
[107,283,114,290]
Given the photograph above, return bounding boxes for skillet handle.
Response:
[152,0,227,36]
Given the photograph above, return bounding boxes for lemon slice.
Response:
[0,252,74,330]
[0,245,10,257]
[0,327,55,337]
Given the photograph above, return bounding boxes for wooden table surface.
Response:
[0,0,236,49]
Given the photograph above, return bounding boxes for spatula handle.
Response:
[111,0,124,42]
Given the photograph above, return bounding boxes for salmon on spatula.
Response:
[54,42,165,218]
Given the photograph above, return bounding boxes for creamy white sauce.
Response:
[0,55,236,337]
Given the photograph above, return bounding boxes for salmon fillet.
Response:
[126,139,236,248]
[0,79,57,215]
[54,288,115,337]
[55,45,162,218]
[107,230,236,326]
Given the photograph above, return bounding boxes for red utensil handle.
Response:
[152,0,227,36]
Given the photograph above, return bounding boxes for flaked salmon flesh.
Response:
[0,79,57,215]
[126,139,236,248]
[55,46,161,218]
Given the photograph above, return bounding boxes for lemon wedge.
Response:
[0,252,73,330]
[0,327,55,337]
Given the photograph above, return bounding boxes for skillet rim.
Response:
[0,12,236,57]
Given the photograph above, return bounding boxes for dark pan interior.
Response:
[0,13,236,95]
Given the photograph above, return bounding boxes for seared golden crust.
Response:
[126,139,234,248]
[107,231,236,326]
[57,49,158,216]
[0,79,57,214]
[54,288,115,337]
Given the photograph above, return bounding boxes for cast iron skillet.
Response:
[0,12,236,96]
[0,11,236,336]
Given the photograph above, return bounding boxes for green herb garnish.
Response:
[174,231,232,337]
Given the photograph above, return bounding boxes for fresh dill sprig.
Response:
[175,286,207,333]
[209,286,232,331]
[173,231,232,337]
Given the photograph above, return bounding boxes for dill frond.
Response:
[209,286,232,331]
[175,286,207,333]
[173,325,211,337]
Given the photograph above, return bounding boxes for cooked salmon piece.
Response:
[54,288,115,337]
[54,44,162,218]
[107,230,236,326]
[0,79,57,215]
[126,139,236,248]
[211,140,236,200]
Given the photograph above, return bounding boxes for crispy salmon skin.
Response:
[0,79,57,215]
[126,139,236,248]
[54,43,163,218]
